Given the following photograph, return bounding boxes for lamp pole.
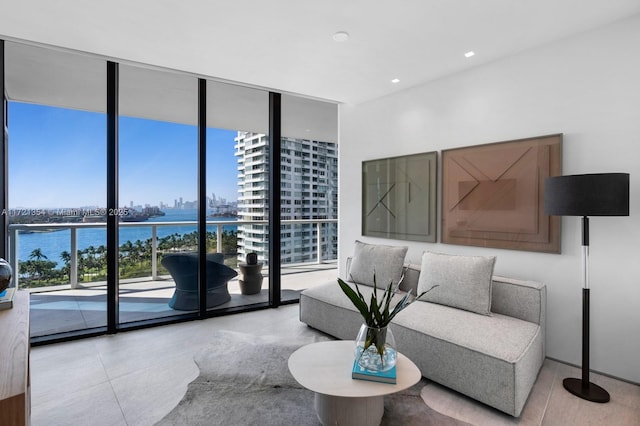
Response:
[562,216,610,403]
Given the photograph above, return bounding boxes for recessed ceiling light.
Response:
[464,51,475,58]
[332,31,350,42]
[391,78,400,84]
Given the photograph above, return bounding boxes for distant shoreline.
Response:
[14,209,239,265]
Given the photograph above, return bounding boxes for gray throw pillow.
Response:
[417,251,496,315]
[348,240,408,288]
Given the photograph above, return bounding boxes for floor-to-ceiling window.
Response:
[280,95,338,296]
[5,41,108,338]
[2,38,338,342]
[118,64,199,322]
[206,80,270,308]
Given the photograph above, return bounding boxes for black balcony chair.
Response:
[161,252,238,310]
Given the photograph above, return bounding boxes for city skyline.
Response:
[8,102,240,208]
[6,191,237,212]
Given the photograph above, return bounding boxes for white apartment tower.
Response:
[235,132,338,265]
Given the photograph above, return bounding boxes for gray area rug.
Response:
[157,331,470,425]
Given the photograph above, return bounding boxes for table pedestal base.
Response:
[314,393,384,426]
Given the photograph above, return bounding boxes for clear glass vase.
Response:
[354,324,397,372]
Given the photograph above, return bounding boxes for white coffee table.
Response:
[288,340,421,426]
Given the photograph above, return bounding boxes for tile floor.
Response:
[31,305,640,425]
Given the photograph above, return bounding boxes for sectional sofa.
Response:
[299,241,546,417]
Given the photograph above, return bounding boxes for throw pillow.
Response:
[417,251,496,315]
[348,240,408,287]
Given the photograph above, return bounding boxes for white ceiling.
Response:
[2,1,640,105]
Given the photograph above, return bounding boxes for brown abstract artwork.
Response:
[362,151,437,242]
[442,134,562,253]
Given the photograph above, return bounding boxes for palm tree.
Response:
[84,245,99,278]
[29,248,48,261]
[60,250,71,280]
[28,248,50,281]
[95,245,107,275]
[121,240,134,256]
[77,249,86,281]
[134,240,145,267]
[120,240,135,273]
[60,250,71,265]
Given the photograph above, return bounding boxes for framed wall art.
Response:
[441,134,562,253]
[362,151,437,242]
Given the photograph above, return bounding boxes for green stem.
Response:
[364,327,387,365]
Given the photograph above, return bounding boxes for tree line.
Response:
[19,230,238,288]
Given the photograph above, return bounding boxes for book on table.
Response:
[0,287,16,311]
[351,358,397,384]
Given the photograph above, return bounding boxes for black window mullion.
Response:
[268,92,281,307]
[0,40,7,260]
[198,79,207,316]
[106,61,119,332]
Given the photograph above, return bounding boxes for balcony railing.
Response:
[8,218,337,289]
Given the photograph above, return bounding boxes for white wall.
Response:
[339,15,640,383]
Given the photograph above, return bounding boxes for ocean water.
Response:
[14,209,237,265]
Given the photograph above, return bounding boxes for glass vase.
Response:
[354,324,397,372]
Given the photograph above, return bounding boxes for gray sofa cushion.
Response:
[395,301,540,362]
[417,251,496,315]
[392,301,544,417]
[348,240,408,287]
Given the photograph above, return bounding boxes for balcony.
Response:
[8,219,338,339]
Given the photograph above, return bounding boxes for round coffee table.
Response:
[288,340,421,426]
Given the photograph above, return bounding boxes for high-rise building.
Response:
[235,132,338,265]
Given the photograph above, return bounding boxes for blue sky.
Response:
[9,102,239,208]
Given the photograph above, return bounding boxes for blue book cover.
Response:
[0,287,15,311]
[351,358,396,384]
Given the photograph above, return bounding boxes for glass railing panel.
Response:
[9,218,336,337]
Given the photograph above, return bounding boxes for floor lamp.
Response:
[544,173,630,403]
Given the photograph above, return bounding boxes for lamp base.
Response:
[563,378,610,403]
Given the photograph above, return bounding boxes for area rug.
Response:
[157,330,470,425]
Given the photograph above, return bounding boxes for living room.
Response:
[1,2,639,425]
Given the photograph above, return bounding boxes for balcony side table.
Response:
[238,261,263,295]
[288,340,421,426]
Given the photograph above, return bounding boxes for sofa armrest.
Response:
[491,275,547,366]
[491,276,546,326]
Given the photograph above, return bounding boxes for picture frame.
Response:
[441,134,562,253]
[362,151,437,242]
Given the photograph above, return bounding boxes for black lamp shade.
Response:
[544,173,629,217]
